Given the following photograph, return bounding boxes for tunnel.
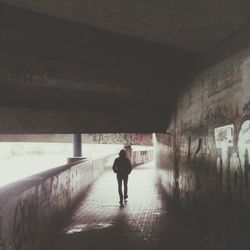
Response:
[1,1,250,249]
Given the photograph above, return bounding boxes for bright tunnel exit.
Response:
[0,133,153,187]
[0,142,125,187]
[0,133,154,250]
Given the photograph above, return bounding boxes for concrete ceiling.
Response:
[2,0,250,54]
[0,3,197,133]
[0,1,250,134]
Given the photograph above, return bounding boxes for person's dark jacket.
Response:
[112,156,132,177]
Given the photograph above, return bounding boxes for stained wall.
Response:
[0,155,116,250]
[131,149,153,167]
[155,48,250,248]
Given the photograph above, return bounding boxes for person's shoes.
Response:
[124,195,128,201]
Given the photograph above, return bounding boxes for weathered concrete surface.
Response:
[131,149,153,167]
[0,155,116,250]
[2,0,250,54]
[155,48,250,249]
[0,3,195,134]
[38,162,207,250]
[0,133,153,146]
[0,107,158,133]
[0,147,152,250]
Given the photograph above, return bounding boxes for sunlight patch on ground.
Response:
[65,223,114,234]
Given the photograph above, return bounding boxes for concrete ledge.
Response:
[67,157,87,164]
[0,154,117,250]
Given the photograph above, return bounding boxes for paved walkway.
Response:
[39,162,202,250]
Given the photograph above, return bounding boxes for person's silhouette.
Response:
[112,149,132,204]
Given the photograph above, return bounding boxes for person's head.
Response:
[119,149,126,158]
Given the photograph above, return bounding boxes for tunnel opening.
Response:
[0,133,157,250]
[0,141,126,187]
[0,133,154,187]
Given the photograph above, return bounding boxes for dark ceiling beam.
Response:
[0,83,167,112]
[0,2,196,88]
[0,106,166,133]
[0,3,197,133]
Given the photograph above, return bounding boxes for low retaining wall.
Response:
[0,154,117,250]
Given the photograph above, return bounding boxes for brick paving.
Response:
[39,162,202,250]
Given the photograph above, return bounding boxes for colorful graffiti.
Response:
[214,124,235,192]
[238,120,250,190]
[82,133,152,146]
[243,99,250,113]
[238,120,250,146]
[13,197,39,250]
[214,124,234,148]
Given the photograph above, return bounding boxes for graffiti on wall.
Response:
[243,99,250,113]
[214,124,234,149]
[238,120,250,147]
[82,133,153,146]
[214,124,234,190]
[13,197,39,250]
[238,120,250,190]
[96,134,126,145]
[213,122,250,196]
[130,134,153,145]
[83,134,127,145]
[207,62,242,97]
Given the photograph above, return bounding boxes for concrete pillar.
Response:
[73,133,82,157]
[68,133,86,163]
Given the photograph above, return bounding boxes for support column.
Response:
[73,133,82,157]
[68,133,86,163]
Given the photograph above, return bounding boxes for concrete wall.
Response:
[0,133,153,146]
[0,154,116,250]
[155,48,250,248]
[131,149,153,167]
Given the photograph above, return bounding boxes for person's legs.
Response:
[117,176,123,202]
[123,175,128,199]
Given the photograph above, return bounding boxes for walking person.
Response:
[112,149,132,204]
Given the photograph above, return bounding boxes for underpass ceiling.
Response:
[0,3,195,133]
[1,1,250,133]
[2,0,250,54]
